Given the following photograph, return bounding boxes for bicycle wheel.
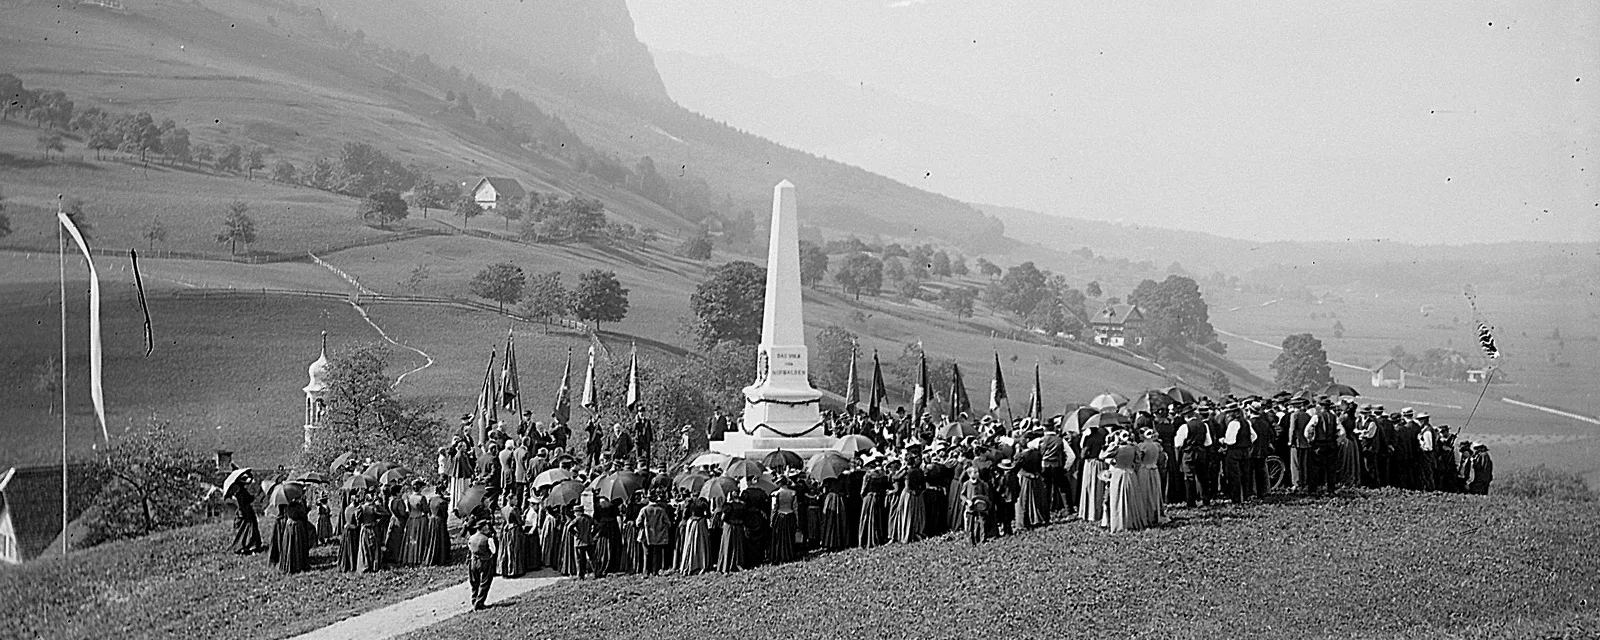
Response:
[1266,456,1286,490]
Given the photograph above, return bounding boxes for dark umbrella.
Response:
[805,452,853,483]
[591,472,647,502]
[1085,412,1128,430]
[1160,386,1199,405]
[762,449,804,470]
[1130,391,1176,414]
[270,481,306,506]
[342,474,373,491]
[293,471,329,484]
[543,480,587,508]
[1324,383,1361,397]
[700,476,740,502]
[532,468,574,489]
[364,461,393,478]
[378,468,411,485]
[673,472,710,493]
[1062,407,1100,432]
[454,486,487,517]
[723,458,766,479]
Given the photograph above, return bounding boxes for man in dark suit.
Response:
[1281,398,1313,492]
[1036,421,1069,513]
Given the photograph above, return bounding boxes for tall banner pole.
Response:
[59,196,69,557]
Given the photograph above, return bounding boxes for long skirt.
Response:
[889,490,925,544]
[278,520,312,573]
[231,512,262,553]
[539,517,564,572]
[315,512,334,543]
[1128,468,1151,530]
[448,477,471,520]
[621,522,643,574]
[384,516,406,564]
[818,493,849,550]
[497,523,526,577]
[676,517,712,575]
[400,515,429,565]
[1080,459,1109,524]
[356,524,384,572]
[522,526,542,571]
[267,516,286,564]
[1339,440,1363,487]
[923,488,948,536]
[716,523,747,573]
[1142,466,1166,525]
[419,517,448,566]
[803,500,822,548]
[946,475,965,532]
[593,532,615,577]
[338,526,359,572]
[1107,468,1142,533]
[768,512,799,564]
[857,493,888,548]
[559,530,580,576]
[1015,473,1049,529]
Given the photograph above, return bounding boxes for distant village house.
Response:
[472,177,526,210]
[1370,358,1407,389]
[1091,303,1143,347]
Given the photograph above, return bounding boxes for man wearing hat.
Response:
[1174,403,1215,507]
[1036,421,1069,514]
[1433,422,1460,492]
[464,518,498,609]
[1218,401,1254,504]
[1280,397,1314,492]
[1304,396,1340,496]
[1465,443,1493,494]
[1392,409,1423,490]
[1414,413,1438,491]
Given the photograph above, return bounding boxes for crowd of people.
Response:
[221,389,1497,609]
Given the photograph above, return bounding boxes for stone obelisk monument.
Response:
[712,180,836,460]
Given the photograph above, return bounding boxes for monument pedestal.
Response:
[711,387,837,459]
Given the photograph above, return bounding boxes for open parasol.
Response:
[1160,386,1199,405]
[690,452,730,468]
[723,458,766,479]
[1085,412,1128,430]
[700,476,741,502]
[1062,407,1100,432]
[532,468,574,490]
[454,486,487,517]
[762,450,804,470]
[378,468,412,485]
[935,422,977,440]
[1324,383,1361,398]
[832,434,876,454]
[293,471,329,484]
[269,481,306,506]
[329,452,356,475]
[543,480,587,508]
[1130,391,1176,414]
[342,474,374,491]
[363,461,394,478]
[805,452,853,483]
[221,468,253,496]
[591,472,647,502]
[1088,393,1129,411]
[673,471,710,493]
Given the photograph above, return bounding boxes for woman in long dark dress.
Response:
[400,482,430,565]
[675,497,712,575]
[383,485,407,565]
[267,500,287,565]
[356,495,385,572]
[889,453,926,544]
[497,502,526,578]
[226,472,262,554]
[278,498,313,573]
[421,487,452,566]
[538,502,565,573]
[714,495,748,573]
[857,461,890,548]
[339,490,362,572]
[818,477,849,551]
[767,480,799,564]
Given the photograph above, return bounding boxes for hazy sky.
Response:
[628,0,1598,244]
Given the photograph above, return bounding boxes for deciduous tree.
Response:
[359,190,410,227]
[1271,333,1332,393]
[833,252,883,300]
[80,419,211,547]
[799,241,829,288]
[689,261,766,348]
[572,269,629,329]
[215,201,257,255]
[521,271,570,322]
[468,262,526,312]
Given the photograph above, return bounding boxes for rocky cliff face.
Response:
[312,0,668,101]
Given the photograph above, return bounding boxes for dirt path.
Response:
[285,572,565,640]
[306,252,435,388]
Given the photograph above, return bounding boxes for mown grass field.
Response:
[394,489,1597,640]
[0,520,467,640]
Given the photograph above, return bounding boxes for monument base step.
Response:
[710,433,839,460]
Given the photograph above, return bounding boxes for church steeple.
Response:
[302,332,329,452]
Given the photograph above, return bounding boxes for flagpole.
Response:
[59,195,69,557]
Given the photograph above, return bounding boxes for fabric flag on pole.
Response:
[989,352,1007,413]
[948,361,971,421]
[500,328,521,424]
[910,352,929,429]
[57,210,107,442]
[475,349,498,442]
[625,342,640,410]
[843,345,859,413]
[580,344,597,409]
[868,350,888,420]
[1027,363,1044,421]
[552,346,572,425]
